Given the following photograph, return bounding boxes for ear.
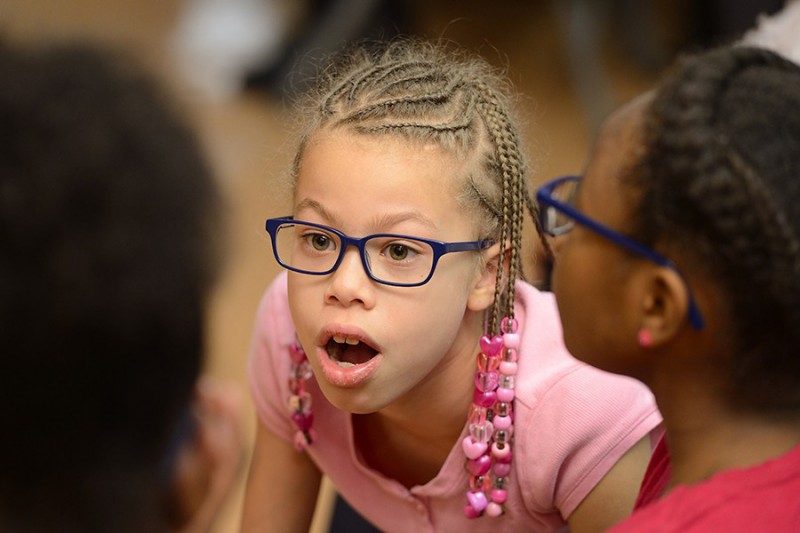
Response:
[467,241,507,312]
[638,266,691,347]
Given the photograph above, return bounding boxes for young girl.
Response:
[537,45,800,531]
[241,39,661,532]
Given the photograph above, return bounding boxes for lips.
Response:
[315,327,382,388]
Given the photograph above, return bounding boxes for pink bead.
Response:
[466,491,488,513]
[288,392,312,413]
[499,361,518,375]
[473,389,496,408]
[293,429,316,451]
[474,371,499,392]
[493,414,512,430]
[503,332,520,349]
[291,411,313,431]
[497,387,515,402]
[486,502,504,517]
[462,436,488,460]
[293,432,308,451]
[493,462,511,477]
[479,335,504,356]
[500,316,518,333]
[467,454,492,476]
[289,343,307,364]
[492,442,511,460]
[490,489,508,504]
[495,447,513,463]
[463,505,481,519]
[290,361,313,380]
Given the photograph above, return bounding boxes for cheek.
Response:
[386,267,476,348]
[551,244,606,352]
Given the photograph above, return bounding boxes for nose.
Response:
[324,246,376,308]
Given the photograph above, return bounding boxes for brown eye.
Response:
[311,233,331,251]
[388,244,409,261]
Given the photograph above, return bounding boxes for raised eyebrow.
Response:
[295,199,439,236]
[370,211,438,234]
[294,198,340,226]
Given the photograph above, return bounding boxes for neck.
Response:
[650,358,800,489]
[353,309,482,487]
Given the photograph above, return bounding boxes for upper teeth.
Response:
[333,335,359,345]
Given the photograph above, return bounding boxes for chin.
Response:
[318,383,388,415]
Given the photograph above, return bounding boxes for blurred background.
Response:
[0,0,783,530]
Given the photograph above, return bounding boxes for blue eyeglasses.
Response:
[536,175,704,330]
[265,217,494,287]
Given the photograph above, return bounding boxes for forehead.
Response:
[298,128,464,191]
[593,94,650,175]
[293,129,474,233]
[580,95,651,217]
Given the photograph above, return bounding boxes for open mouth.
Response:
[326,335,379,367]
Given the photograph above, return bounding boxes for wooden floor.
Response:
[1,1,665,530]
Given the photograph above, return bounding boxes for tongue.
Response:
[340,343,377,365]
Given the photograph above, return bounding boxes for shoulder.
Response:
[612,443,800,532]
[251,271,296,347]
[511,282,661,516]
[513,281,654,405]
[247,273,297,427]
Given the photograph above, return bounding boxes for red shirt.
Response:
[633,435,671,510]
[610,442,800,532]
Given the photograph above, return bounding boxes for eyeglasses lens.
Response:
[274,222,436,285]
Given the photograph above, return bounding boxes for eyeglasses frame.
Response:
[536,175,705,330]
[265,216,494,287]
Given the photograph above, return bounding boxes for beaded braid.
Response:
[284,38,548,518]
[632,45,800,414]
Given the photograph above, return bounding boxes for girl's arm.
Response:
[566,435,652,533]
[240,420,322,532]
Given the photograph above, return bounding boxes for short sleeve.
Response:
[246,272,296,443]
[516,365,660,519]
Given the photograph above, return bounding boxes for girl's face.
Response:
[550,97,651,375]
[287,130,495,414]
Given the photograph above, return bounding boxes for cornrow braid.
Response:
[472,80,526,332]
[633,46,800,415]
[292,38,542,336]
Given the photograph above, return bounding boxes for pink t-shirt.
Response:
[610,443,800,532]
[248,272,661,532]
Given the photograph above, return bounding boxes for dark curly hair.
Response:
[630,46,800,417]
[0,41,221,531]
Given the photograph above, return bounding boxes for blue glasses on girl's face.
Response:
[265,217,494,287]
[535,175,705,330]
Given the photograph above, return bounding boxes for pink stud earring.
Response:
[637,328,652,348]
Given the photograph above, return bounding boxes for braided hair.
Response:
[289,38,547,334]
[631,46,800,416]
